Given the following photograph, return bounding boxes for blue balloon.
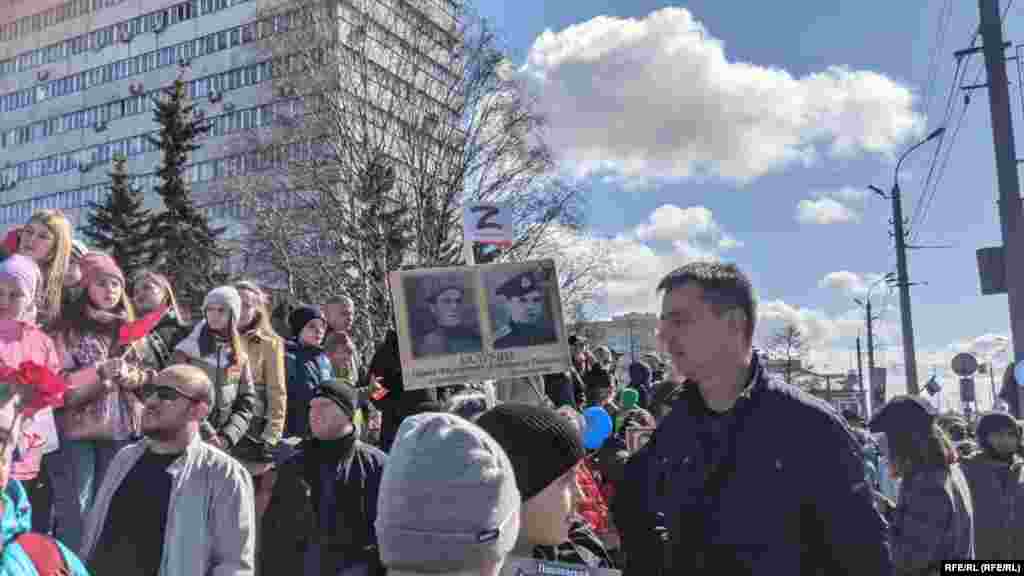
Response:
[582,406,613,449]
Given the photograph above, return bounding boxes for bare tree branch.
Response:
[766,323,811,387]
[210,0,604,347]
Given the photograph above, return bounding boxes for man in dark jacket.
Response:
[615,262,892,575]
[260,383,387,576]
[367,330,437,452]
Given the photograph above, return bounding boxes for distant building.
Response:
[804,371,868,417]
[570,312,658,361]
[569,313,660,384]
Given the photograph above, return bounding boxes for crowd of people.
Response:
[0,209,1017,575]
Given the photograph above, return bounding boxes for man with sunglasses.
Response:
[80,364,255,576]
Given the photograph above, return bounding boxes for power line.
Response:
[909,0,1015,241]
[910,55,964,235]
[922,0,955,120]
[913,91,972,242]
[909,13,977,233]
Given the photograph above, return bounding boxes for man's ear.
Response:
[723,308,748,339]
[193,401,212,421]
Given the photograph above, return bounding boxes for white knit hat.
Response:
[203,286,242,323]
[376,413,521,572]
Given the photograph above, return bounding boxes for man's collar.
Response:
[685,353,763,414]
[144,429,203,460]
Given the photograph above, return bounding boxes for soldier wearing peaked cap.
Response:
[413,275,481,357]
[494,270,556,349]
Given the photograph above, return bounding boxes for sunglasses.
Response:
[140,384,202,403]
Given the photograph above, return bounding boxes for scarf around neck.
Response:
[64,303,128,369]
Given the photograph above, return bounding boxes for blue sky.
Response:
[473,0,1024,408]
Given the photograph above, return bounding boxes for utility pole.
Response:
[979,0,1024,417]
[891,185,919,394]
[865,300,875,379]
[871,130,944,396]
[857,336,865,413]
[856,296,880,410]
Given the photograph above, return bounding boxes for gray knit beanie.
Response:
[203,286,242,323]
[376,413,521,572]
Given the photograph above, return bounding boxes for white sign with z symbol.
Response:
[463,203,514,246]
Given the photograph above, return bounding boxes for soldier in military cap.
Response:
[413,275,482,357]
[494,270,557,349]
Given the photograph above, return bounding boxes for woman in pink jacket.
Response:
[0,255,60,527]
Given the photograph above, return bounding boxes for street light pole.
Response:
[870,126,945,396]
[854,273,893,412]
[891,177,918,395]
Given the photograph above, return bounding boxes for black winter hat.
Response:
[584,365,613,391]
[409,401,445,416]
[476,403,585,502]
[976,411,1020,445]
[628,361,652,388]
[289,305,326,339]
[312,381,358,419]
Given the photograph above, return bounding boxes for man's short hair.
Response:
[657,261,757,343]
[234,279,266,298]
[326,294,354,307]
[159,364,213,404]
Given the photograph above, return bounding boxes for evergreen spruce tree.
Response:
[81,154,156,279]
[148,71,225,305]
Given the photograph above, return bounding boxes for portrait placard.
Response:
[500,556,621,576]
[390,259,570,390]
[401,269,483,359]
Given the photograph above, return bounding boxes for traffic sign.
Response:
[951,352,978,377]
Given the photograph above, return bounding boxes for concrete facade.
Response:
[0,0,458,233]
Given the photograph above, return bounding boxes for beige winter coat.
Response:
[239,325,286,445]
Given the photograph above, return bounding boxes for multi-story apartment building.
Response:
[0,0,459,240]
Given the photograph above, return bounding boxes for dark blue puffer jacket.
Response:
[284,340,334,438]
[614,357,893,575]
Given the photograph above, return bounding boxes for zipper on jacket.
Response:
[214,342,223,423]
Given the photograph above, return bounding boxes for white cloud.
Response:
[634,205,743,254]
[820,271,866,295]
[568,204,741,315]
[521,7,923,183]
[819,270,887,297]
[797,197,860,224]
[830,186,868,203]
[796,186,868,225]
